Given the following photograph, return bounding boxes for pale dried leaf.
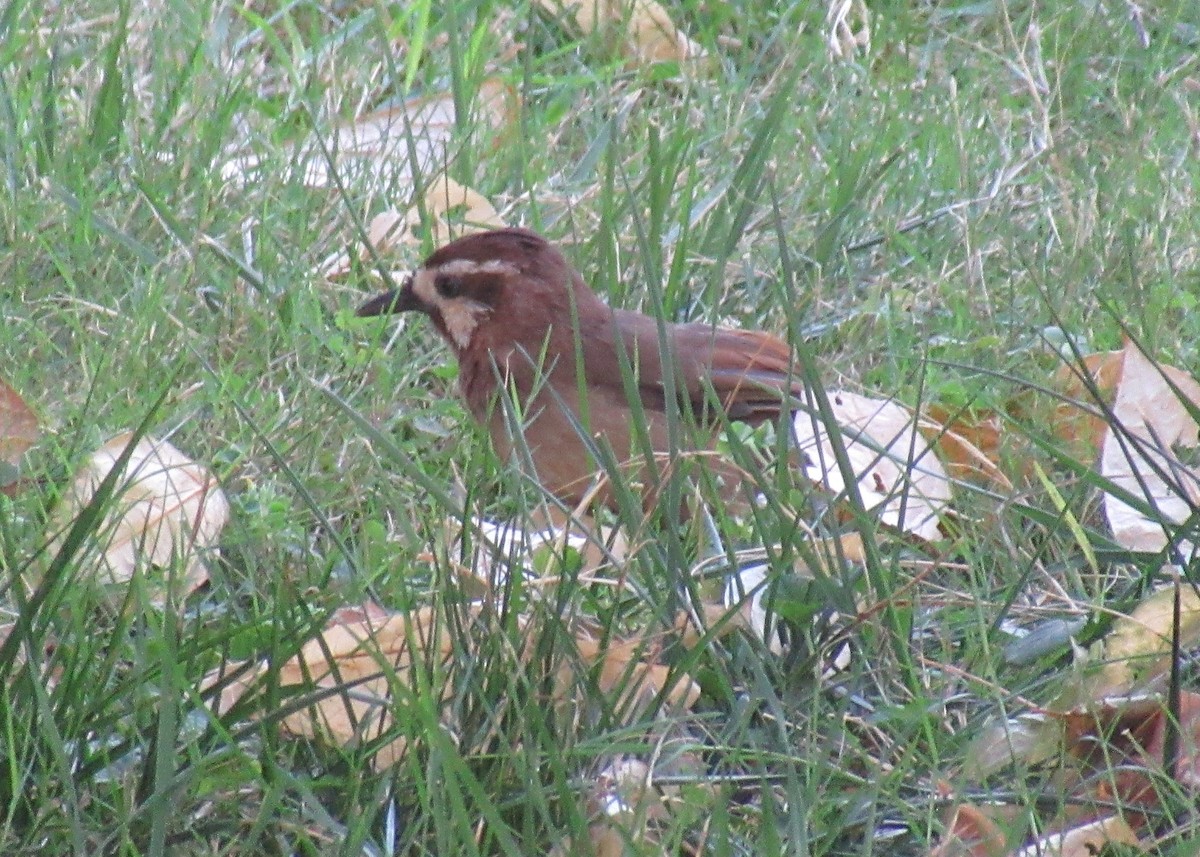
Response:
[49,433,228,598]
[792,391,951,540]
[964,714,1060,779]
[422,176,507,245]
[207,599,696,769]
[206,603,460,771]
[538,0,705,65]
[724,562,781,654]
[319,179,505,280]
[276,603,449,769]
[673,602,745,649]
[317,209,411,280]
[463,515,626,591]
[1092,584,1200,696]
[586,759,667,856]
[0,377,38,468]
[724,537,864,659]
[624,0,704,64]
[222,78,515,191]
[1011,815,1141,857]
[1100,342,1200,555]
[574,631,699,712]
[365,209,409,251]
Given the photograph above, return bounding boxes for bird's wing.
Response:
[607,311,802,426]
[677,325,802,424]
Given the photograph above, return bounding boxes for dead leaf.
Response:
[574,630,699,712]
[1062,691,1200,826]
[208,600,698,769]
[920,405,1012,490]
[222,78,516,191]
[1099,342,1200,555]
[724,562,781,654]
[0,377,38,467]
[964,713,1062,780]
[1091,585,1200,696]
[420,175,508,245]
[929,802,1008,857]
[207,602,459,771]
[538,0,704,66]
[319,176,506,280]
[673,601,745,649]
[722,534,864,655]
[0,619,61,690]
[0,377,38,496]
[359,209,410,264]
[1011,815,1142,856]
[432,515,628,600]
[579,759,668,857]
[1046,350,1127,463]
[47,433,228,600]
[792,390,952,541]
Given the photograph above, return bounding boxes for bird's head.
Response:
[356,227,593,354]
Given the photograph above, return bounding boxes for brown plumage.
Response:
[357,227,801,510]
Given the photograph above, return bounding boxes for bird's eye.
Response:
[435,275,465,299]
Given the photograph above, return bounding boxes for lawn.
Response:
[2,0,1199,854]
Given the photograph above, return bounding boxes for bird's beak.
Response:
[356,275,420,317]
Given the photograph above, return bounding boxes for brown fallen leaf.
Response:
[673,601,746,649]
[537,0,704,66]
[792,390,951,541]
[1050,350,1126,462]
[1098,342,1200,555]
[568,758,669,857]
[977,585,1200,771]
[0,377,38,496]
[1062,691,1200,830]
[0,377,38,467]
[208,600,700,769]
[421,175,508,245]
[920,405,1012,490]
[574,630,699,712]
[222,77,516,191]
[46,433,228,601]
[319,176,506,280]
[1091,584,1200,697]
[929,802,1008,857]
[934,770,1147,856]
[207,602,457,771]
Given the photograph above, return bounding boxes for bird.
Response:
[356,227,803,514]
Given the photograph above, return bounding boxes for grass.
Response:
[2,0,1200,853]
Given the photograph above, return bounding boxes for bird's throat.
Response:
[437,300,490,350]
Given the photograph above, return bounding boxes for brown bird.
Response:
[357,227,802,512]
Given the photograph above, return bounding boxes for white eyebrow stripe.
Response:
[432,258,519,276]
[410,269,437,304]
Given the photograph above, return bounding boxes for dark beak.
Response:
[356,276,419,317]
